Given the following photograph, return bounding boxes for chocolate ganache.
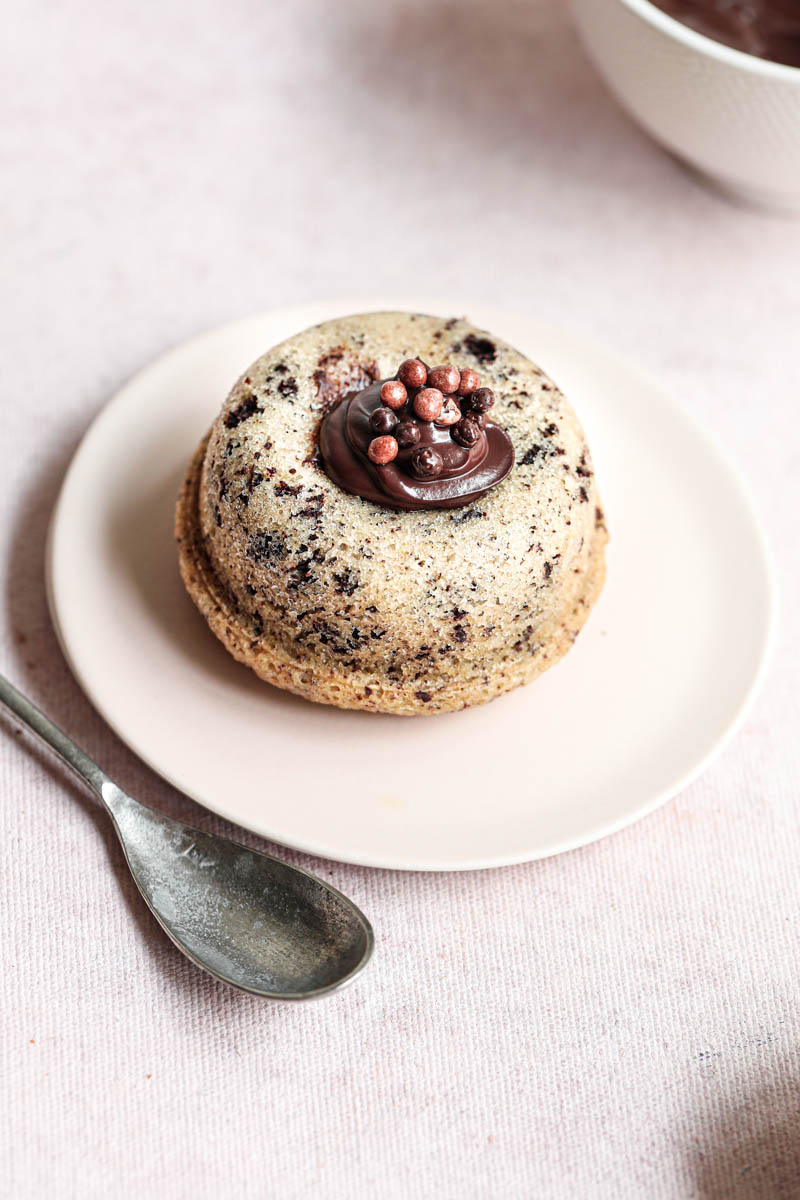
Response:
[651,0,800,67]
[319,358,515,511]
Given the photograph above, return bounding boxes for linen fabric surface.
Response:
[1,1,798,1197]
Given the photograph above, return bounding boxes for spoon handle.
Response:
[0,672,111,801]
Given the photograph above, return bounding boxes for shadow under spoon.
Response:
[0,672,374,1000]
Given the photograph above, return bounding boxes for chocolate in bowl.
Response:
[650,0,800,67]
[571,0,800,211]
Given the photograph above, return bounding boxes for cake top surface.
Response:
[199,311,598,624]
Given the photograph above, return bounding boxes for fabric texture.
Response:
[1,1,798,1196]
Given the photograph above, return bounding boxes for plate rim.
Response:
[46,298,777,870]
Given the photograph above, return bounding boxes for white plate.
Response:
[47,300,774,871]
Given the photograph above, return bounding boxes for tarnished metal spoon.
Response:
[0,672,373,1000]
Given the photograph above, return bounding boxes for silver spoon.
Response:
[0,672,373,1000]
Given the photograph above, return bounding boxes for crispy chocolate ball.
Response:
[413,387,444,421]
[452,417,482,447]
[370,406,398,434]
[410,446,443,478]
[380,380,407,410]
[457,368,480,396]
[464,386,495,414]
[427,365,460,395]
[397,359,427,389]
[395,419,421,448]
[367,435,399,465]
[436,398,461,427]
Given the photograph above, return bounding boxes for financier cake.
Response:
[176,312,607,715]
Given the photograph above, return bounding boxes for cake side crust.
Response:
[176,434,608,716]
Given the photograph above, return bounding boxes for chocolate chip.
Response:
[457,368,480,396]
[288,559,315,590]
[380,380,407,410]
[463,334,497,364]
[247,531,286,562]
[398,359,427,389]
[415,691,432,703]
[368,435,399,464]
[427,365,460,394]
[436,398,461,427]
[410,446,443,478]
[452,417,481,447]
[463,387,494,414]
[395,419,421,448]
[450,509,485,523]
[334,569,360,596]
[370,406,398,434]
[224,395,262,429]
[277,377,298,397]
[413,388,444,422]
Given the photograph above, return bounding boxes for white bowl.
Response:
[570,0,800,211]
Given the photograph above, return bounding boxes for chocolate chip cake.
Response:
[176,312,607,715]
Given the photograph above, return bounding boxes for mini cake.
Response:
[176,312,607,715]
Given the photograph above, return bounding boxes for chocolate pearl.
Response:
[464,386,495,413]
[410,446,443,478]
[436,398,461,427]
[370,406,398,434]
[395,419,421,448]
[380,379,407,410]
[452,417,482,447]
[457,368,480,396]
[427,365,460,395]
[397,359,427,389]
[367,435,399,465]
[413,387,444,421]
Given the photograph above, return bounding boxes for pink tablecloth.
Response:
[2,1,799,1196]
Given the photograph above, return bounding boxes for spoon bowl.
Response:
[107,784,373,999]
